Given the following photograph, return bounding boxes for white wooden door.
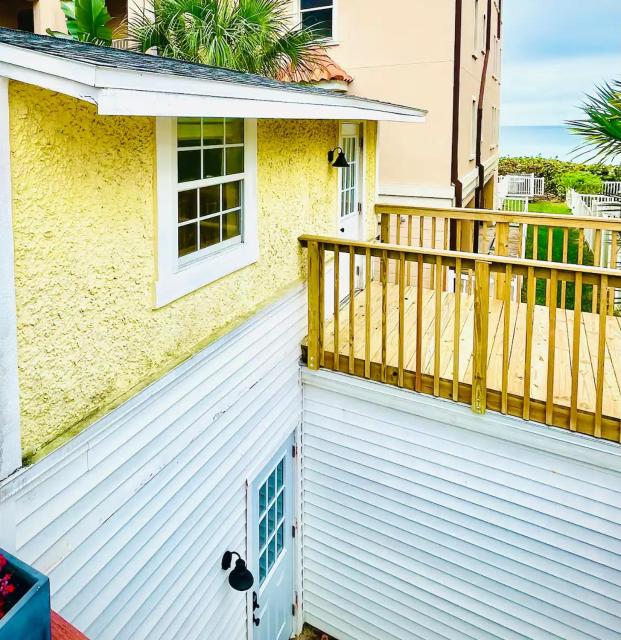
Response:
[251,434,295,640]
[337,123,364,299]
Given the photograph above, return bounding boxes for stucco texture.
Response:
[10,82,378,461]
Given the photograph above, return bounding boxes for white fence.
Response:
[500,196,529,213]
[500,174,545,198]
[603,181,621,196]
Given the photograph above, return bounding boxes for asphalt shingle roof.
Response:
[0,28,421,115]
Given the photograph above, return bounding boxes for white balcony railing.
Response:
[603,181,621,196]
[500,174,545,198]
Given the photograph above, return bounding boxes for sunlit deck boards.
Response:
[305,282,621,430]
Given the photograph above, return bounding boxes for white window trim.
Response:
[154,117,258,308]
[470,97,478,160]
[298,0,338,45]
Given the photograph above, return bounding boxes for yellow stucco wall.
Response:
[9,81,378,461]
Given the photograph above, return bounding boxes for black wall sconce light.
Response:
[221,551,254,592]
[328,146,350,168]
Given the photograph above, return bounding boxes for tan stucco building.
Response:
[291,0,502,209]
[1,0,502,209]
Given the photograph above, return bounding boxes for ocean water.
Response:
[500,125,583,161]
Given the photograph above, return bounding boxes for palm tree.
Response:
[129,0,323,79]
[568,81,621,164]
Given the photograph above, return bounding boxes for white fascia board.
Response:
[95,87,423,121]
[0,43,427,123]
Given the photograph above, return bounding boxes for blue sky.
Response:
[502,0,621,127]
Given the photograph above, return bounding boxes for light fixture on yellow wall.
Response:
[327,146,350,168]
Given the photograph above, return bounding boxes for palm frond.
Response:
[128,0,325,78]
[567,80,621,164]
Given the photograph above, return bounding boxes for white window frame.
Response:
[298,0,337,44]
[470,98,478,160]
[154,117,258,308]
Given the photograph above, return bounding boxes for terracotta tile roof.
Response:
[277,49,353,85]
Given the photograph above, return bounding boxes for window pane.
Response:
[259,515,267,549]
[199,216,221,249]
[200,184,220,215]
[203,148,223,179]
[259,483,267,513]
[225,119,244,144]
[202,118,224,146]
[259,552,266,583]
[302,8,332,37]
[301,0,332,9]
[178,150,201,183]
[178,223,197,257]
[223,210,241,241]
[223,180,241,210]
[276,490,283,522]
[276,523,284,555]
[277,460,284,489]
[178,189,197,223]
[177,118,201,147]
[225,147,244,175]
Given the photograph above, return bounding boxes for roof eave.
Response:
[0,44,427,123]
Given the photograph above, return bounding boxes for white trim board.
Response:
[0,76,21,483]
[0,43,426,122]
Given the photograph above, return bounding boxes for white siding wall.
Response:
[302,370,621,640]
[0,287,306,640]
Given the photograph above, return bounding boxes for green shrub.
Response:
[499,156,621,197]
[559,171,603,194]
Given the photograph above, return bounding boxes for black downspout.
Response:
[474,0,493,211]
[449,0,463,251]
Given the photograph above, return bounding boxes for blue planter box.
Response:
[0,548,51,640]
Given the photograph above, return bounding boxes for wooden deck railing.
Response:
[300,234,621,443]
[376,204,621,312]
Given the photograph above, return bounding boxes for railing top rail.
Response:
[298,234,621,283]
[374,204,621,230]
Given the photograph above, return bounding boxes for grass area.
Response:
[523,200,594,311]
[528,201,572,215]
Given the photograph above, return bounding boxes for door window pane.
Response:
[258,452,287,586]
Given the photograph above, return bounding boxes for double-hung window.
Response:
[300,0,334,40]
[177,117,245,263]
[155,117,258,307]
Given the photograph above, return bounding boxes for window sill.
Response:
[154,240,258,308]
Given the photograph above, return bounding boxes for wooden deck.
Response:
[306,282,621,428]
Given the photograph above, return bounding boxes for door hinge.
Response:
[292,603,296,616]
[357,202,363,214]
[292,524,296,538]
[291,444,297,458]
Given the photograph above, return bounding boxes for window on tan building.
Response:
[471,99,478,159]
[300,0,334,40]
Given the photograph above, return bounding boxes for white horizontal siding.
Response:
[301,370,621,640]
[0,286,306,639]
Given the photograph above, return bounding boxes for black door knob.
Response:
[252,591,260,611]
[340,227,345,232]
[253,615,260,626]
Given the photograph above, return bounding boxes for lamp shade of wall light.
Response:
[328,147,350,168]
[221,551,254,592]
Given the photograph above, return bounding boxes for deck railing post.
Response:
[380,213,390,244]
[307,240,322,370]
[495,221,510,299]
[472,260,491,414]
